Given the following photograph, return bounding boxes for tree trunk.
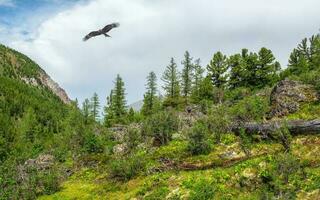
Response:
[231,119,320,137]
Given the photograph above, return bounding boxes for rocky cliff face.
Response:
[0,44,71,104]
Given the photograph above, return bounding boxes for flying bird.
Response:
[83,22,120,41]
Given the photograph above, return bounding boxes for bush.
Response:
[185,178,215,200]
[207,105,231,143]
[187,121,211,155]
[230,95,269,123]
[125,126,142,151]
[109,151,146,181]
[273,122,292,152]
[141,111,179,146]
[82,132,104,153]
[260,153,302,199]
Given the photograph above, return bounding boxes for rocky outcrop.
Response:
[38,71,71,104]
[268,79,318,118]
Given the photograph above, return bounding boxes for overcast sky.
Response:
[1,0,320,106]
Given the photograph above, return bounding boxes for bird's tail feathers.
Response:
[112,22,120,28]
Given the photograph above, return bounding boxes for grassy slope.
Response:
[39,134,320,200]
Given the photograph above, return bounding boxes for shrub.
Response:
[82,132,104,153]
[141,111,179,146]
[109,151,146,181]
[187,121,211,155]
[125,126,142,151]
[207,105,231,143]
[260,153,302,199]
[273,122,292,152]
[186,178,215,200]
[230,95,269,123]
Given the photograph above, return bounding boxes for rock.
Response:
[113,143,128,156]
[219,151,241,160]
[38,71,71,104]
[268,79,318,118]
[24,154,55,170]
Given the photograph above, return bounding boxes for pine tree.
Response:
[181,51,193,99]
[207,51,228,88]
[191,58,205,103]
[228,53,246,89]
[113,74,127,120]
[162,58,181,107]
[256,47,280,87]
[82,98,91,124]
[104,75,127,126]
[90,92,100,121]
[103,90,114,127]
[142,71,159,116]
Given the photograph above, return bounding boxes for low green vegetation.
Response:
[1,33,320,200]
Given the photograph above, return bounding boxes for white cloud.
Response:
[0,0,14,7]
[6,0,320,105]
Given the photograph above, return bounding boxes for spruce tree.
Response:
[113,74,127,120]
[104,74,127,127]
[191,58,204,103]
[181,51,193,99]
[90,92,100,121]
[207,51,228,103]
[162,58,181,107]
[256,47,280,87]
[207,51,228,88]
[103,90,114,127]
[82,98,91,124]
[142,71,159,116]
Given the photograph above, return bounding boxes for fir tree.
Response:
[181,51,193,99]
[256,47,280,87]
[90,92,100,121]
[162,58,181,107]
[142,71,159,116]
[191,58,205,103]
[82,98,91,124]
[104,74,127,126]
[207,51,228,88]
[103,90,114,127]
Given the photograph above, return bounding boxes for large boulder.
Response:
[268,79,318,118]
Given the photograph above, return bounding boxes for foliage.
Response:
[162,58,181,107]
[104,75,127,127]
[141,71,160,116]
[207,105,231,143]
[191,58,205,103]
[181,51,194,99]
[109,151,147,181]
[230,95,269,122]
[141,111,179,146]
[187,121,211,155]
[90,92,100,121]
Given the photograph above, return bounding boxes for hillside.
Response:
[1,33,320,200]
[0,44,89,199]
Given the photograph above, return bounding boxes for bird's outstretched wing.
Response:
[83,30,101,41]
[101,22,120,34]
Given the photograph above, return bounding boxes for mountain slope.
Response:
[0,44,84,200]
[0,44,71,104]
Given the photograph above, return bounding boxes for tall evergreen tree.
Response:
[142,71,159,116]
[90,92,100,121]
[284,34,320,77]
[103,90,114,127]
[191,58,205,102]
[162,58,181,107]
[104,74,127,126]
[82,98,91,124]
[181,51,193,99]
[207,51,228,88]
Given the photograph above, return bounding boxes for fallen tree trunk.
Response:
[231,119,320,137]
